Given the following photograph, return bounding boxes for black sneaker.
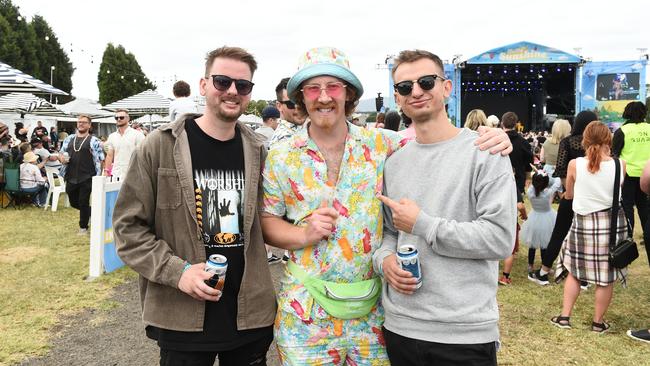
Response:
[627,329,650,343]
[580,281,590,291]
[282,254,289,263]
[528,269,549,286]
[267,254,282,264]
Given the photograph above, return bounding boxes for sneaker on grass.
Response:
[498,276,512,285]
[528,269,549,286]
[627,329,650,343]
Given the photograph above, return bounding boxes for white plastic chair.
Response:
[44,166,69,211]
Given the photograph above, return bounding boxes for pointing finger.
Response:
[377,194,399,209]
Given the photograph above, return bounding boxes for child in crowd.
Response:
[522,170,562,275]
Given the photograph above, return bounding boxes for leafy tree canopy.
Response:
[97,43,155,105]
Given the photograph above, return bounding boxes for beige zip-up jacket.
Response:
[113,114,276,332]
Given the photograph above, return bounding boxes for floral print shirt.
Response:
[262,122,403,321]
[268,119,305,149]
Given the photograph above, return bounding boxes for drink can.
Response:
[397,245,422,289]
[205,254,227,291]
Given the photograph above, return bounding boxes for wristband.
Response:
[182,262,191,273]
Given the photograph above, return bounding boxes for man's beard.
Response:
[212,97,244,123]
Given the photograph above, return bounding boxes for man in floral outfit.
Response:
[261,47,512,365]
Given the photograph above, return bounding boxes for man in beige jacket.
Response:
[113,46,276,366]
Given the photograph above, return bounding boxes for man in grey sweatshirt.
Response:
[373,50,517,366]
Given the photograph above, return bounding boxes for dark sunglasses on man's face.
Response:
[209,75,255,95]
[394,74,446,96]
[114,116,127,120]
[279,100,295,109]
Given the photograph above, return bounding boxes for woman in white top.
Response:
[19,151,48,207]
[551,121,628,334]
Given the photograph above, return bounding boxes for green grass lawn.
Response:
[0,205,649,365]
[0,206,136,365]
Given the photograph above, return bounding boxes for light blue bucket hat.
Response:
[287,47,364,103]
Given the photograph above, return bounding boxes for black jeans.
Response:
[383,327,497,366]
[65,178,92,229]
[542,198,574,268]
[159,333,273,366]
[622,176,649,263]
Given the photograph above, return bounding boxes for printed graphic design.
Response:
[194,169,245,248]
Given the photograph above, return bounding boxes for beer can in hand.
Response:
[397,245,422,289]
[205,254,228,291]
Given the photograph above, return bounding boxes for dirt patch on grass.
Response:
[0,247,48,265]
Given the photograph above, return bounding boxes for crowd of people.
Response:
[0,109,146,232]
[1,44,649,365]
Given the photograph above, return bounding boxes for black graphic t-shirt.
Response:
[146,119,271,351]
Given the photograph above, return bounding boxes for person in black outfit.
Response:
[529,110,598,285]
[14,122,28,143]
[60,115,105,234]
[499,111,533,284]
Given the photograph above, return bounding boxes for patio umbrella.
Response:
[103,89,170,116]
[0,61,69,96]
[59,98,114,119]
[0,92,69,117]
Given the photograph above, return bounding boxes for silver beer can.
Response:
[205,254,227,291]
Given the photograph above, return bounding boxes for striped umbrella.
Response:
[103,89,170,116]
[0,92,69,117]
[59,97,114,119]
[0,61,69,96]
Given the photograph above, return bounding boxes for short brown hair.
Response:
[115,109,129,116]
[173,81,191,97]
[293,80,358,117]
[392,50,444,78]
[204,46,257,77]
[78,114,92,123]
[501,111,518,129]
[275,77,290,101]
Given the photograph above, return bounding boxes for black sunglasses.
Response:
[278,100,295,109]
[394,74,446,96]
[209,74,254,95]
[114,116,126,120]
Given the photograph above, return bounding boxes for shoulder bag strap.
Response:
[610,158,621,252]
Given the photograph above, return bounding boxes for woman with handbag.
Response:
[551,121,629,333]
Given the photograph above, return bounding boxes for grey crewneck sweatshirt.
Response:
[373,128,517,344]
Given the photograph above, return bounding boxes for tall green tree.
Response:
[30,15,74,96]
[0,1,74,99]
[97,43,155,105]
[0,0,24,70]
[0,14,20,66]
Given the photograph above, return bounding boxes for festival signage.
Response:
[466,41,582,64]
[89,176,124,278]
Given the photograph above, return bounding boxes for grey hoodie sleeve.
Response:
[411,171,517,260]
